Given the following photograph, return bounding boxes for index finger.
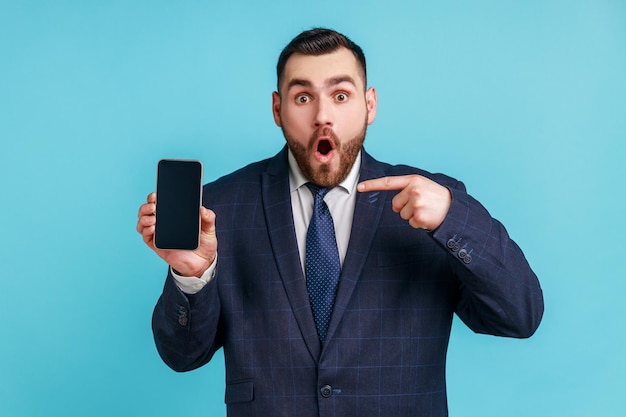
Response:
[357,175,413,192]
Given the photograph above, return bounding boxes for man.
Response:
[137,28,543,416]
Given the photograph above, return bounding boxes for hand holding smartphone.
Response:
[154,159,203,250]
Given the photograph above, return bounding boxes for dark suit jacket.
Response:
[152,146,543,417]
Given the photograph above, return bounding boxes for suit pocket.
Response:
[225,380,254,404]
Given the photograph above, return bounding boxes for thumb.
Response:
[200,207,216,233]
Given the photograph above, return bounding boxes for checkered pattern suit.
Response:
[152,146,543,416]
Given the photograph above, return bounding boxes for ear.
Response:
[272,91,282,127]
[365,87,377,125]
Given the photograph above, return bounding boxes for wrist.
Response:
[175,256,214,278]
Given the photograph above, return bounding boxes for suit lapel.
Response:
[261,148,387,357]
[262,147,321,362]
[324,151,387,346]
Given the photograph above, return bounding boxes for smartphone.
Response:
[154,159,203,250]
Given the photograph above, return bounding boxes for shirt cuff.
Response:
[171,255,217,294]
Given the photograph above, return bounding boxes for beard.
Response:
[282,122,367,188]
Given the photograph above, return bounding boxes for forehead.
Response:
[281,47,365,91]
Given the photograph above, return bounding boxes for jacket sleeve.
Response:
[432,181,544,338]
[152,269,223,371]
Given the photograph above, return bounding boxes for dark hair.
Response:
[276,28,367,91]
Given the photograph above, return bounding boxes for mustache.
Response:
[309,127,339,148]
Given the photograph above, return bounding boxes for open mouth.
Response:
[313,137,336,163]
[317,139,333,155]
[310,128,338,163]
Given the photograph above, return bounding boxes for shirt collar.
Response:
[288,148,362,194]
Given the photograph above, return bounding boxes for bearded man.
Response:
[137,28,543,417]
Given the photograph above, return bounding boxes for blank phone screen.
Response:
[154,159,203,250]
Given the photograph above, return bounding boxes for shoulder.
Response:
[201,147,289,207]
[204,147,286,189]
[209,158,271,186]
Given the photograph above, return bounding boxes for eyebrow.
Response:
[285,75,357,92]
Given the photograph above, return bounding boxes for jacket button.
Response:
[177,306,189,326]
[320,385,332,398]
[446,238,459,251]
[458,248,467,259]
[463,254,472,264]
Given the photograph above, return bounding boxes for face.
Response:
[272,47,377,187]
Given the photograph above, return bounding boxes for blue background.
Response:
[1,1,624,416]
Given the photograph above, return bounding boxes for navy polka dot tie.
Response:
[305,183,341,343]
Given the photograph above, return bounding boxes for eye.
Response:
[295,94,311,104]
[334,92,348,102]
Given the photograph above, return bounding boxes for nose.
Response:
[313,97,333,128]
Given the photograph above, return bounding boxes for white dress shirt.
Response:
[172,150,361,294]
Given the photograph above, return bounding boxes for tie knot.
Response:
[306,183,330,199]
